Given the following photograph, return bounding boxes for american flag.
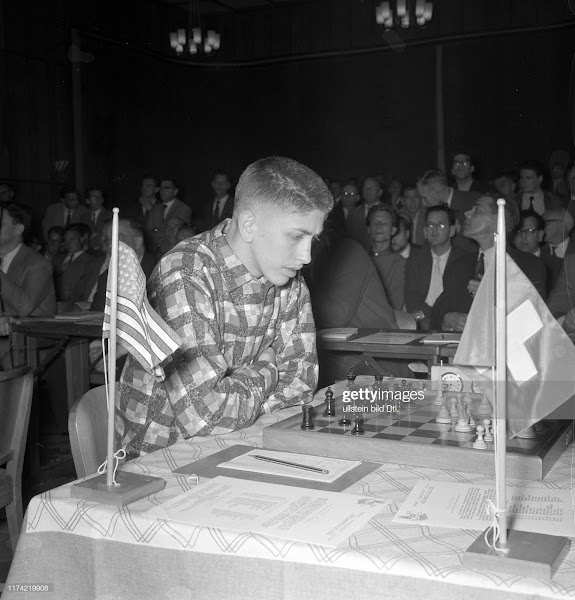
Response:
[103,242,181,380]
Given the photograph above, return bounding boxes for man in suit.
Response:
[203,170,234,232]
[405,205,467,329]
[451,153,485,193]
[53,223,103,304]
[346,176,384,251]
[0,201,56,317]
[430,194,547,331]
[86,187,112,255]
[402,185,425,246]
[492,171,518,200]
[42,186,91,241]
[417,169,479,253]
[144,177,192,259]
[391,213,417,259]
[515,160,563,215]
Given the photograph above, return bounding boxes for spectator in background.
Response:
[203,170,234,231]
[402,184,425,246]
[161,216,185,256]
[42,186,91,241]
[367,204,405,310]
[391,213,415,259]
[0,181,15,203]
[44,226,64,262]
[126,175,158,221]
[388,179,403,210]
[346,177,384,251]
[451,152,484,192]
[516,160,563,215]
[86,186,112,255]
[492,171,517,200]
[176,223,197,244]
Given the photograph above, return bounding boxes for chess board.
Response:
[263,383,573,481]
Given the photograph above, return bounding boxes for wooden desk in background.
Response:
[11,317,104,411]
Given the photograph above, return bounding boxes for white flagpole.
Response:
[106,208,120,487]
[495,198,508,549]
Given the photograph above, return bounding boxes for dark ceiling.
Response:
[158,0,304,16]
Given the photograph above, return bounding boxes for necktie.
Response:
[550,245,556,257]
[213,199,221,221]
[92,212,97,225]
[474,251,485,279]
[163,204,170,223]
[528,196,534,211]
[425,254,443,306]
[65,210,71,226]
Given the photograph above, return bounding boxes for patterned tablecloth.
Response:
[5,378,575,599]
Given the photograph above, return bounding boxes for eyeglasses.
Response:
[343,191,358,196]
[518,227,540,235]
[544,219,563,224]
[453,160,470,167]
[424,223,448,231]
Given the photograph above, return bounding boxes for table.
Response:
[4,378,575,600]
[317,328,458,375]
[11,316,103,411]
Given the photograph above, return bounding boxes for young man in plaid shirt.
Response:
[117,156,333,458]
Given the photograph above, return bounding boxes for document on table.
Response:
[354,332,425,345]
[146,476,389,548]
[394,480,575,537]
[218,449,361,483]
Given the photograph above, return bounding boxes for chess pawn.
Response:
[351,415,365,436]
[483,419,494,442]
[436,400,452,424]
[301,404,315,430]
[473,425,488,449]
[476,393,492,416]
[434,382,446,406]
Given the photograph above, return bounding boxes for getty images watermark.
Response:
[342,388,425,413]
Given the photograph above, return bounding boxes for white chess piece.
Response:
[434,382,446,406]
[455,399,472,432]
[436,400,452,424]
[473,425,488,449]
[476,393,493,416]
[483,419,494,442]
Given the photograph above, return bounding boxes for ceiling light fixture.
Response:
[169,0,220,56]
[375,0,433,30]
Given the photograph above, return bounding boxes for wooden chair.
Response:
[0,365,34,552]
[394,309,417,330]
[68,385,110,478]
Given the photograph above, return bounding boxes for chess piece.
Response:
[434,382,445,406]
[455,398,472,432]
[473,425,488,449]
[476,393,492,416]
[449,396,459,419]
[516,425,536,439]
[323,387,336,417]
[436,401,452,424]
[468,407,476,428]
[301,404,315,430]
[351,415,365,436]
[483,419,494,442]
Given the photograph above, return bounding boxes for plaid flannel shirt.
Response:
[117,220,318,457]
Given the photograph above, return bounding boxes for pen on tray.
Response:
[251,455,329,474]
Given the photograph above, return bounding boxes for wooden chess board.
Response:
[263,384,573,480]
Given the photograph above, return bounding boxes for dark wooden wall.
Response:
[1,0,574,231]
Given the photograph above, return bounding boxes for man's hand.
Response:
[467,277,481,297]
[258,347,277,366]
[0,316,11,336]
[442,312,467,332]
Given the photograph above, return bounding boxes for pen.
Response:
[251,455,329,474]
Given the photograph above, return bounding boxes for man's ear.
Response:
[391,225,397,236]
[238,210,256,243]
[470,165,475,175]
[538,230,544,243]
[15,223,25,238]
[174,187,179,197]
[449,225,456,238]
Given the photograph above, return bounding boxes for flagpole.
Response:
[106,208,120,487]
[495,198,508,549]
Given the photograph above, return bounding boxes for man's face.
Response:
[424,210,454,248]
[212,174,230,199]
[515,216,543,253]
[248,207,325,286]
[463,196,496,240]
[519,169,542,194]
[165,217,184,244]
[47,231,63,255]
[0,210,22,246]
[63,230,83,254]
[159,180,178,204]
[388,180,402,198]
[403,188,422,215]
[362,178,382,206]
[141,178,158,199]
[451,154,474,181]
[417,182,441,207]
[368,210,395,245]
[391,222,409,253]
[0,184,13,203]
[543,213,565,246]
[102,222,142,255]
[341,184,359,209]
[63,191,80,210]
[87,190,104,211]
[494,176,516,199]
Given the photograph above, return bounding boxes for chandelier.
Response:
[169,0,220,56]
[375,0,433,30]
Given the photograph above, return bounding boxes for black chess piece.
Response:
[301,404,315,430]
[351,415,365,436]
[323,387,335,417]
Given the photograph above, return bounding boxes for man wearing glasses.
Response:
[405,205,466,329]
[451,153,484,193]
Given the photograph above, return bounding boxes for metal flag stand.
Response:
[462,199,570,578]
[71,208,165,505]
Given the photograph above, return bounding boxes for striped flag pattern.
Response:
[103,241,181,380]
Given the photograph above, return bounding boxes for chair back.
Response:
[393,309,417,330]
[68,385,110,478]
[0,365,34,481]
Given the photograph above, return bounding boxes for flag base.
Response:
[70,470,166,506]
[463,528,570,579]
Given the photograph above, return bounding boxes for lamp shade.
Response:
[177,28,186,45]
